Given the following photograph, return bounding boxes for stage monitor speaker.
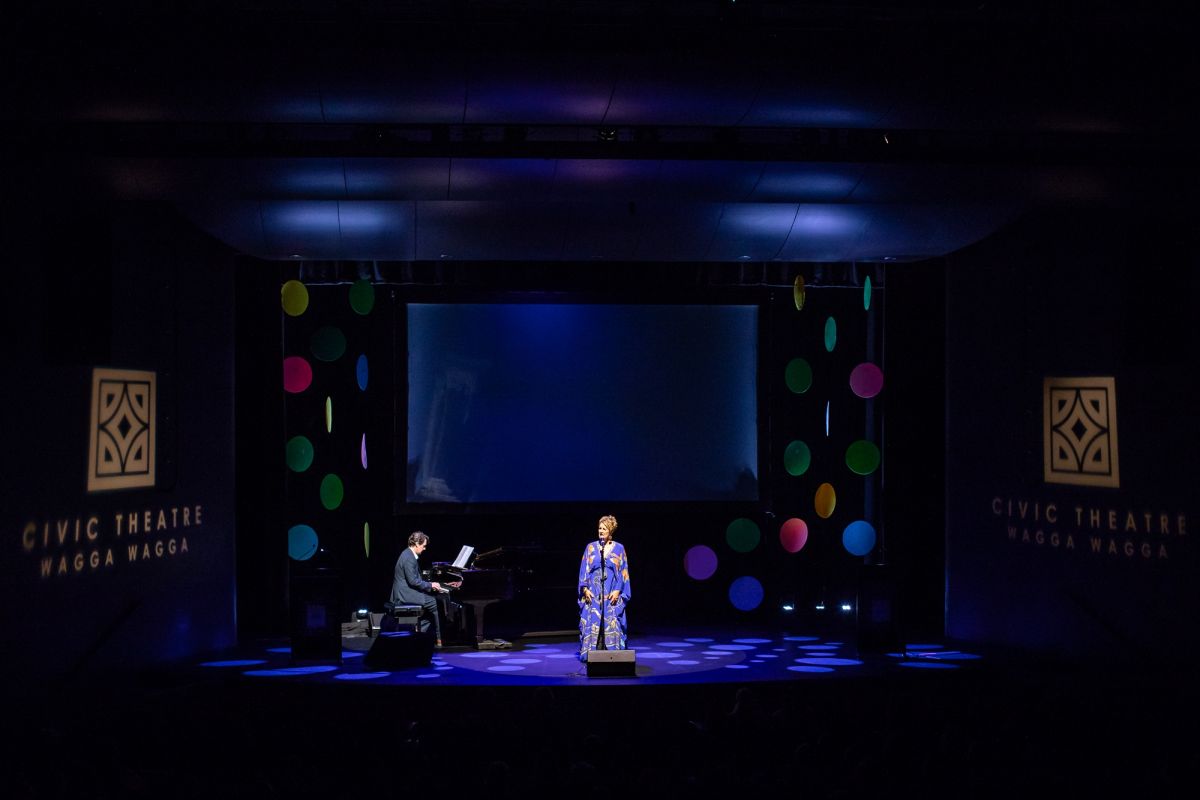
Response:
[586,649,637,677]
[289,573,343,663]
[856,564,902,654]
[364,631,435,669]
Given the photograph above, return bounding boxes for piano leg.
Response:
[464,599,505,648]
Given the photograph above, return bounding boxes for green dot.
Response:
[286,436,314,472]
[726,518,761,553]
[863,275,873,310]
[845,440,881,475]
[320,473,344,510]
[784,440,812,476]
[311,326,347,362]
[785,358,813,394]
[349,280,376,315]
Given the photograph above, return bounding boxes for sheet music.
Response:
[451,545,474,569]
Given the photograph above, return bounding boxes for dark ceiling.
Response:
[6,1,1189,262]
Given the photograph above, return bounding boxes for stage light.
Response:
[781,604,795,612]
[815,603,825,611]
[355,608,368,620]
[597,127,617,142]
[840,603,853,613]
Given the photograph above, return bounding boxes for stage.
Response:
[193,625,982,687]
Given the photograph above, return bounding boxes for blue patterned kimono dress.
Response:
[578,540,631,661]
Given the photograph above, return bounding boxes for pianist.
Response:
[578,514,631,661]
[390,531,445,646]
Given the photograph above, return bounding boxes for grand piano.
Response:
[424,546,516,649]
[423,543,576,648]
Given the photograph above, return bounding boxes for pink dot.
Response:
[849,362,884,398]
[780,518,809,553]
[283,356,313,393]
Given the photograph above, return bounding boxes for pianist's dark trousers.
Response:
[419,595,442,642]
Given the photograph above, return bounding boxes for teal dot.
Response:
[287,525,318,561]
[286,436,314,472]
[349,280,376,315]
[785,358,813,394]
[319,474,344,510]
[824,316,837,352]
[726,518,761,553]
[863,275,873,310]
[311,326,347,362]
[784,440,812,476]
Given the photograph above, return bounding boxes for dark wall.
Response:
[881,257,947,640]
[0,183,238,682]
[944,209,1199,661]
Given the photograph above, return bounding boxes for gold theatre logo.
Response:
[87,368,156,492]
[993,375,1187,563]
[1043,376,1119,488]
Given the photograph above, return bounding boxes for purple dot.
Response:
[849,362,884,398]
[684,545,718,580]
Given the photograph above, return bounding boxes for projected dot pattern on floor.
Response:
[194,630,981,687]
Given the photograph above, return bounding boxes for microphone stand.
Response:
[597,539,607,651]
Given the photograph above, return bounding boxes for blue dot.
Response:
[356,354,369,391]
[728,576,765,611]
[843,520,877,556]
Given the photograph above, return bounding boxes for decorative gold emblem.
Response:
[87,368,156,492]
[1043,376,1119,488]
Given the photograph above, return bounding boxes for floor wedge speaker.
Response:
[364,630,434,669]
[586,649,636,677]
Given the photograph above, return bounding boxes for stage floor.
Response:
[191,625,984,687]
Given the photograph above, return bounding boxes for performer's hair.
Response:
[408,531,429,547]
[598,515,618,533]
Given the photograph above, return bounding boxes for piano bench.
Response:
[382,604,422,633]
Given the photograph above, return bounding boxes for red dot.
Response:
[283,356,313,393]
[780,518,809,553]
